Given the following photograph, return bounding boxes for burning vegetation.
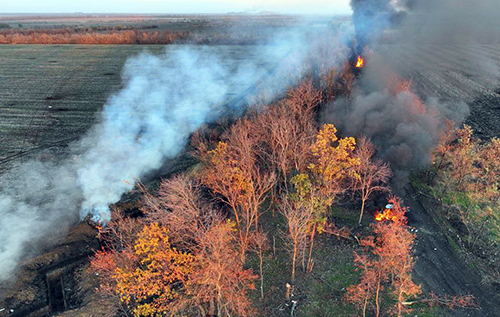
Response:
[374,204,398,222]
[355,56,364,68]
[3,0,500,316]
[84,75,480,317]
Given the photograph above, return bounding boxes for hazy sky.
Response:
[0,0,352,15]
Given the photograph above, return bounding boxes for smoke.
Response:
[350,0,407,52]
[326,0,499,188]
[0,27,349,281]
[322,87,468,187]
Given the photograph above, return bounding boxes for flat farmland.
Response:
[1,43,499,173]
[0,45,271,171]
[378,44,500,138]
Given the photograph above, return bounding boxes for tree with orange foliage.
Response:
[346,197,421,317]
[289,124,359,272]
[430,125,500,262]
[199,118,276,262]
[352,136,392,224]
[224,119,276,232]
[189,220,257,317]
[308,124,359,188]
[139,174,258,316]
[112,223,194,317]
[478,137,500,203]
[430,119,457,182]
[447,125,477,190]
[345,252,378,317]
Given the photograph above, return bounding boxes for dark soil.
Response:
[402,186,500,316]
[466,91,500,140]
[0,223,99,317]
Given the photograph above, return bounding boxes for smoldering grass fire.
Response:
[4,0,499,286]
[0,29,349,281]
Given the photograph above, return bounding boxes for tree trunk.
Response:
[471,215,490,249]
[254,203,259,231]
[362,295,368,317]
[359,197,366,225]
[430,152,447,183]
[375,278,381,317]
[259,249,264,299]
[291,244,297,282]
[307,225,316,272]
[397,288,403,317]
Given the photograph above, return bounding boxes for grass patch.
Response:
[246,207,360,317]
[330,206,359,227]
[298,239,358,317]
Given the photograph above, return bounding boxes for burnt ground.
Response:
[375,44,500,315]
[466,90,500,140]
[0,223,99,317]
[403,187,500,316]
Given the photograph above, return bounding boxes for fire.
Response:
[93,220,104,231]
[355,56,364,68]
[374,204,397,222]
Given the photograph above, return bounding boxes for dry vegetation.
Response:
[86,67,482,316]
[0,15,300,45]
[414,123,500,285]
[0,29,189,45]
[0,28,266,45]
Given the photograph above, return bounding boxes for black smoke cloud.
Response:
[328,0,498,188]
[322,88,468,188]
[350,0,407,52]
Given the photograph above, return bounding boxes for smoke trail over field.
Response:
[0,29,349,281]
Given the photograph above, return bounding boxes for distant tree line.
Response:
[0,28,265,45]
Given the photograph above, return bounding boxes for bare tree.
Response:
[352,136,392,224]
[280,196,312,283]
[254,80,320,187]
[249,231,269,300]
[190,220,257,317]
[198,118,276,262]
[141,174,219,248]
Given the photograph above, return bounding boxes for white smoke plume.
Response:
[0,27,349,281]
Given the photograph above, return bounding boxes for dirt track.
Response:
[403,187,500,316]
[377,43,500,316]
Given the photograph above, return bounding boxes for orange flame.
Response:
[94,220,104,231]
[355,56,364,68]
[374,208,397,222]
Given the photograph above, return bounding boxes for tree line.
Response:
[424,123,500,285]
[0,28,263,45]
[89,68,479,316]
